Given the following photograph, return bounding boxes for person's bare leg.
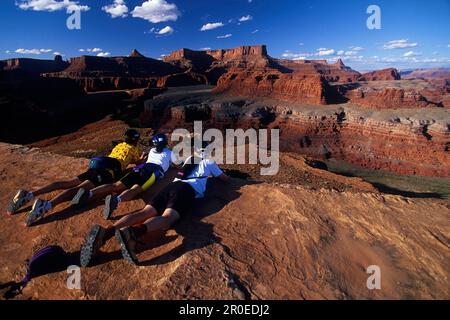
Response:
[32,178,81,197]
[91,181,127,199]
[114,208,179,265]
[117,185,143,202]
[113,205,158,230]
[49,180,95,208]
[140,208,180,234]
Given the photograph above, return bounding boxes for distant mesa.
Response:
[129,49,145,58]
[358,68,401,81]
[54,54,63,63]
[400,68,450,80]
[1,44,447,109]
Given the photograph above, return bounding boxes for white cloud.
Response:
[97,52,111,57]
[131,0,180,23]
[79,48,107,54]
[200,22,224,31]
[383,39,418,50]
[16,0,89,12]
[448,44,450,48]
[156,25,174,35]
[200,47,211,51]
[349,46,364,51]
[102,0,128,18]
[5,50,11,54]
[217,34,232,39]
[337,50,344,55]
[251,29,259,34]
[317,48,335,56]
[53,51,64,56]
[403,51,421,57]
[239,15,253,22]
[299,43,304,46]
[344,50,358,56]
[148,26,174,35]
[281,52,313,59]
[15,48,52,55]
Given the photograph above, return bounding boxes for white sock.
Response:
[117,196,122,204]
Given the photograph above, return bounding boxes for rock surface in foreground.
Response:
[0,143,449,299]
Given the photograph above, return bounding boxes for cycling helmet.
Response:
[151,133,168,152]
[124,129,140,145]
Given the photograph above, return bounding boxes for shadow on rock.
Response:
[32,199,105,227]
[371,182,445,199]
[138,177,257,266]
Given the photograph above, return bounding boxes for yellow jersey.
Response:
[108,142,141,171]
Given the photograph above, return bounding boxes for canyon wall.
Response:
[214,71,335,104]
[272,110,449,177]
[358,68,401,81]
[142,98,450,178]
[1,55,68,74]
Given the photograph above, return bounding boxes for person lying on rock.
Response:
[6,129,144,226]
[79,147,230,266]
[68,133,176,220]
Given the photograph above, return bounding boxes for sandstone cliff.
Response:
[214,71,334,105]
[358,68,401,81]
[142,93,450,178]
[1,55,68,74]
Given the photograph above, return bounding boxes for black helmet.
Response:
[151,133,168,152]
[124,129,140,145]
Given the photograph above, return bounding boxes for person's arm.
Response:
[138,151,148,162]
[169,150,180,169]
[208,160,229,183]
[131,150,147,165]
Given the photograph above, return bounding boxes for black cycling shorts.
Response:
[149,181,196,217]
[77,168,115,187]
[120,163,163,190]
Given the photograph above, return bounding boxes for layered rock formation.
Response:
[272,108,450,177]
[43,51,182,92]
[1,55,68,75]
[341,80,446,108]
[157,71,208,87]
[143,93,450,178]
[400,68,450,80]
[215,71,335,105]
[0,143,448,299]
[358,68,401,81]
[3,45,446,109]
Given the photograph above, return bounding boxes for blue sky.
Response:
[0,0,449,71]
